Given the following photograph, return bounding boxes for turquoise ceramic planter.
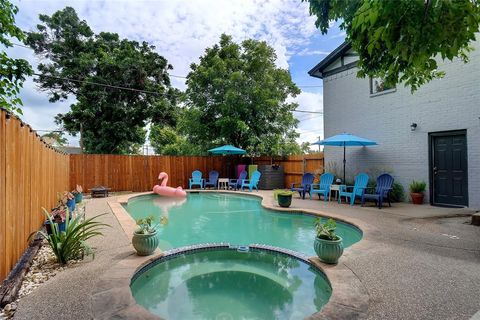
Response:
[277,194,292,208]
[314,236,344,264]
[74,193,83,203]
[132,232,159,256]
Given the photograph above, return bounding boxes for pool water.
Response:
[124,193,362,256]
[131,248,332,320]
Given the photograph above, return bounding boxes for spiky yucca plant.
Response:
[29,208,109,264]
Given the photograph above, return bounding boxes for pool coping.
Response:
[92,190,371,319]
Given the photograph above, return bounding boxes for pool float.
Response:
[153,172,187,197]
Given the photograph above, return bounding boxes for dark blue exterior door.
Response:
[431,131,468,207]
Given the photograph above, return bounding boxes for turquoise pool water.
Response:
[131,248,332,320]
[124,193,362,256]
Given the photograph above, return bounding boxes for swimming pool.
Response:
[123,193,362,256]
[131,246,332,319]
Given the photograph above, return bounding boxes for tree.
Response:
[26,7,178,153]
[305,0,480,91]
[41,131,68,147]
[183,34,303,156]
[149,125,201,155]
[0,0,33,114]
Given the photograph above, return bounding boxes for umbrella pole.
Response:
[343,144,346,183]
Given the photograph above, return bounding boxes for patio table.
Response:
[89,186,111,198]
[329,184,344,201]
[218,178,229,190]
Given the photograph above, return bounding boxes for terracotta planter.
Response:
[410,192,424,205]
[313,236,344,264]
[132,231,159,256]
[277,194,292,208]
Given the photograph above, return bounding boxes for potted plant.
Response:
[273,189,294,208]
[313,218,344,264]
[409,180,426,205]
[72,185,83,203]
[45,206,68,234]
[132,215,166,256]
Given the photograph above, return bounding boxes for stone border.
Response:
[92,190,371,319]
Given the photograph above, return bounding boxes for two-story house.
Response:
[309,40,479,208]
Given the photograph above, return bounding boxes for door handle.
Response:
[433,167,438,175]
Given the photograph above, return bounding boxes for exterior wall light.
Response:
[410,123,417,131]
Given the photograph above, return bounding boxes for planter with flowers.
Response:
[72,185,83,203]
[132,216,167,256]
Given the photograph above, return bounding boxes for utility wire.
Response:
[11,42,323,88]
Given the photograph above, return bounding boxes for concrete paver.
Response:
[12,192,480,320]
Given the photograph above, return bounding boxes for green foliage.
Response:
[149,124,201,155]
[30,209,109,264]
[273,189,295,200]
[0,0,33,114]
[409,180,426,193]
[390,182,405,202]
[315,218,339,241]
[304,0,480,92]
[135,215,167,234]
[41,131,68,147]
[26,7,178,154]
[182,34,302,156]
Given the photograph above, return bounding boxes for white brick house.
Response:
[309,41,480,208]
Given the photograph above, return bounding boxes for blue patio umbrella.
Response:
[208,145,246,178]
[312,133,377,182]
[208,145,246,155]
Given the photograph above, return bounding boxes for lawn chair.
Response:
[309,173,334,201]
[361,174,394,209]
[291,173,315,199]
[338,173,369,205]
[240,170,261,192]
[204,170,219,189]
[228,170,247,190]
[189,170,204,189]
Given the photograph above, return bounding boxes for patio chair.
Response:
[204,170,219,189]
[361,174,394,209]
[189,170,204,189]
[291,173,315,199]
[228,170,247,190]
[338,173,369,205]
[309,173,334,201]
[240,170,261,192]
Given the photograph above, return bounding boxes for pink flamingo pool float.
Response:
[153,172,187,198]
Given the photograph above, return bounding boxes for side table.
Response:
[218,178,229,190]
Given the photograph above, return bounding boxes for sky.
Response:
[6,0,346,150]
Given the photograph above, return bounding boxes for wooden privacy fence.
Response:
[253,154,324,187]
[70,153,324,192]
[0,110,70,282]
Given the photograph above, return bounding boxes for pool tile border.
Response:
[94,190,370,320]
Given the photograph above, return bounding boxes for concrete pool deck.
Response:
[12,191,480,320]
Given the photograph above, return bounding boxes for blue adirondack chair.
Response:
[338,173,369,205]
[361,174,394,209]
[228,170,247,190]
[189,170,204,189]
[309,173,335,201]
[291,173,315,199]
[204,170,219,189]
[240,170,261,192]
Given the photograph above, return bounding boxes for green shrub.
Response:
[315,218,340,241]
[30,208,109,264]
[409,180,427,193]
[273,189,295,200]
[390,182,405,202]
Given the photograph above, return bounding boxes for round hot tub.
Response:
[131,246,331,320]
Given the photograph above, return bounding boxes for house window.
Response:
[370,77,396,96]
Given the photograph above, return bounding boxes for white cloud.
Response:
[12,0,325,147]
